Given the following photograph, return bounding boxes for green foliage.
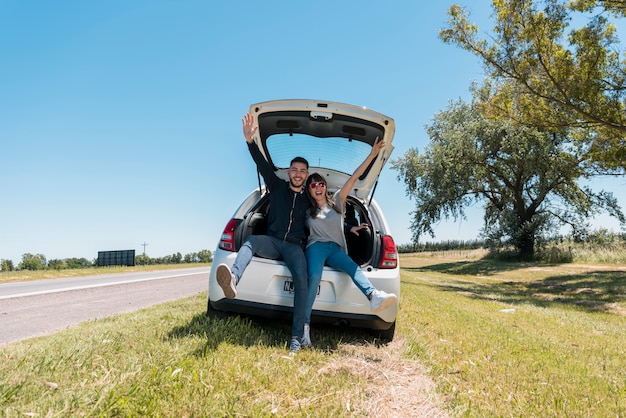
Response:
[135,250,212,265]
[1,259,14,272]
[17,253,47,271]
[196,249,212,263]
[397,239,485,253]
[391,100,625,259]
[170,252,182,264]
[535,229,626,263]
[135,254,150,265]
[2,250,212,271]
[398,230,626,265]
[440,0,626,169]
[48,257,94,270]
[66,257,93,268]
[47,259,66,270]
[183,249,212,263]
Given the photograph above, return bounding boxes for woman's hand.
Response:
[242,113,258,143]
[371,137,386,156]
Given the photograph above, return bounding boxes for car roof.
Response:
[249,99,395,200]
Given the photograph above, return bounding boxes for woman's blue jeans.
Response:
[304,241,376,324]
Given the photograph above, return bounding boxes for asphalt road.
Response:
[0,267,211,346]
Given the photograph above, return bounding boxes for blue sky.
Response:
[1,1,624,264]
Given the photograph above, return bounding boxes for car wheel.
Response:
[373,321,396,343]
[206,299,229,319]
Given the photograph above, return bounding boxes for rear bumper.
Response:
[209,298,395,331]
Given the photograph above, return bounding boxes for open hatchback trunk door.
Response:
[249,99,395,199]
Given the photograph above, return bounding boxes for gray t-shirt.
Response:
[306,192,348,252]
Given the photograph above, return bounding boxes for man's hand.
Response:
[350,223,369,236]
[242,113,258,143]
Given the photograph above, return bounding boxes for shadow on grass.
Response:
[407,261,626,314]
[405,259,535,276]
[166,309,384,357]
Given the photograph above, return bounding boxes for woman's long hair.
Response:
[305,173,341,219]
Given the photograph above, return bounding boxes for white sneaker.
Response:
[216,263,237,299]
[369,290,397,313]
[302,324,312,348]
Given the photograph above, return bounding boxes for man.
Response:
[216,112,310,354]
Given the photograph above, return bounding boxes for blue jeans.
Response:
[231,235,307,339]
[305,241,376,324]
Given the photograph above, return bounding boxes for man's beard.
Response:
[290,179,303,190]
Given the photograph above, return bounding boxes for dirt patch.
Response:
[318,338,448,417]
[606,302,626,316]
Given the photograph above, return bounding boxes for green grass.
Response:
[1,251,625,417]
[0,294,435,417]
[400,251,626,416]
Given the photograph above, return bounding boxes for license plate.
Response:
[283,280,320,295]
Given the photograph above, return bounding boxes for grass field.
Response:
[1,251,624,417]
[400,250,626,416]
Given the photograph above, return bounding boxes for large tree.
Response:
[391,100,624,258]
[440,0,626,169]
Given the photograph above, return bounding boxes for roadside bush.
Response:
[17,253,47,270]
[1,259,14,272]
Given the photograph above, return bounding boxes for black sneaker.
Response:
[289,338,301,355]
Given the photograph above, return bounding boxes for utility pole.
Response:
[141,242,148,265]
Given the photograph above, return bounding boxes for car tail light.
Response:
[378,235,398,269]
[218,219,239,251]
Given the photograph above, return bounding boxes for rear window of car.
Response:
[266,133,372,174]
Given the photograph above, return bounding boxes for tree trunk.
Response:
[518,232,535,260]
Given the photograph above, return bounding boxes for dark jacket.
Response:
[248,142,309,246]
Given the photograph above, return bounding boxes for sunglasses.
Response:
[309,181,326,189]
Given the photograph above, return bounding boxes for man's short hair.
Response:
[290,156,309,169]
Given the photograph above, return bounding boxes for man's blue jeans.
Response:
[304,241,376,324]
[231,235,307,339]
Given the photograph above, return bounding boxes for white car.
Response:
[207,99,400,341]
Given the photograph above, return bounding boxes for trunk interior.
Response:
[234,194,375,266]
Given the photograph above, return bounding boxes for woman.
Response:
[302,138,397,347]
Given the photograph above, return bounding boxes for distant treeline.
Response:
[396,229,626,263]
[0,250,213,272]
[3,229,625,272]
[135,250,212,266]
[397,239,485,253]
